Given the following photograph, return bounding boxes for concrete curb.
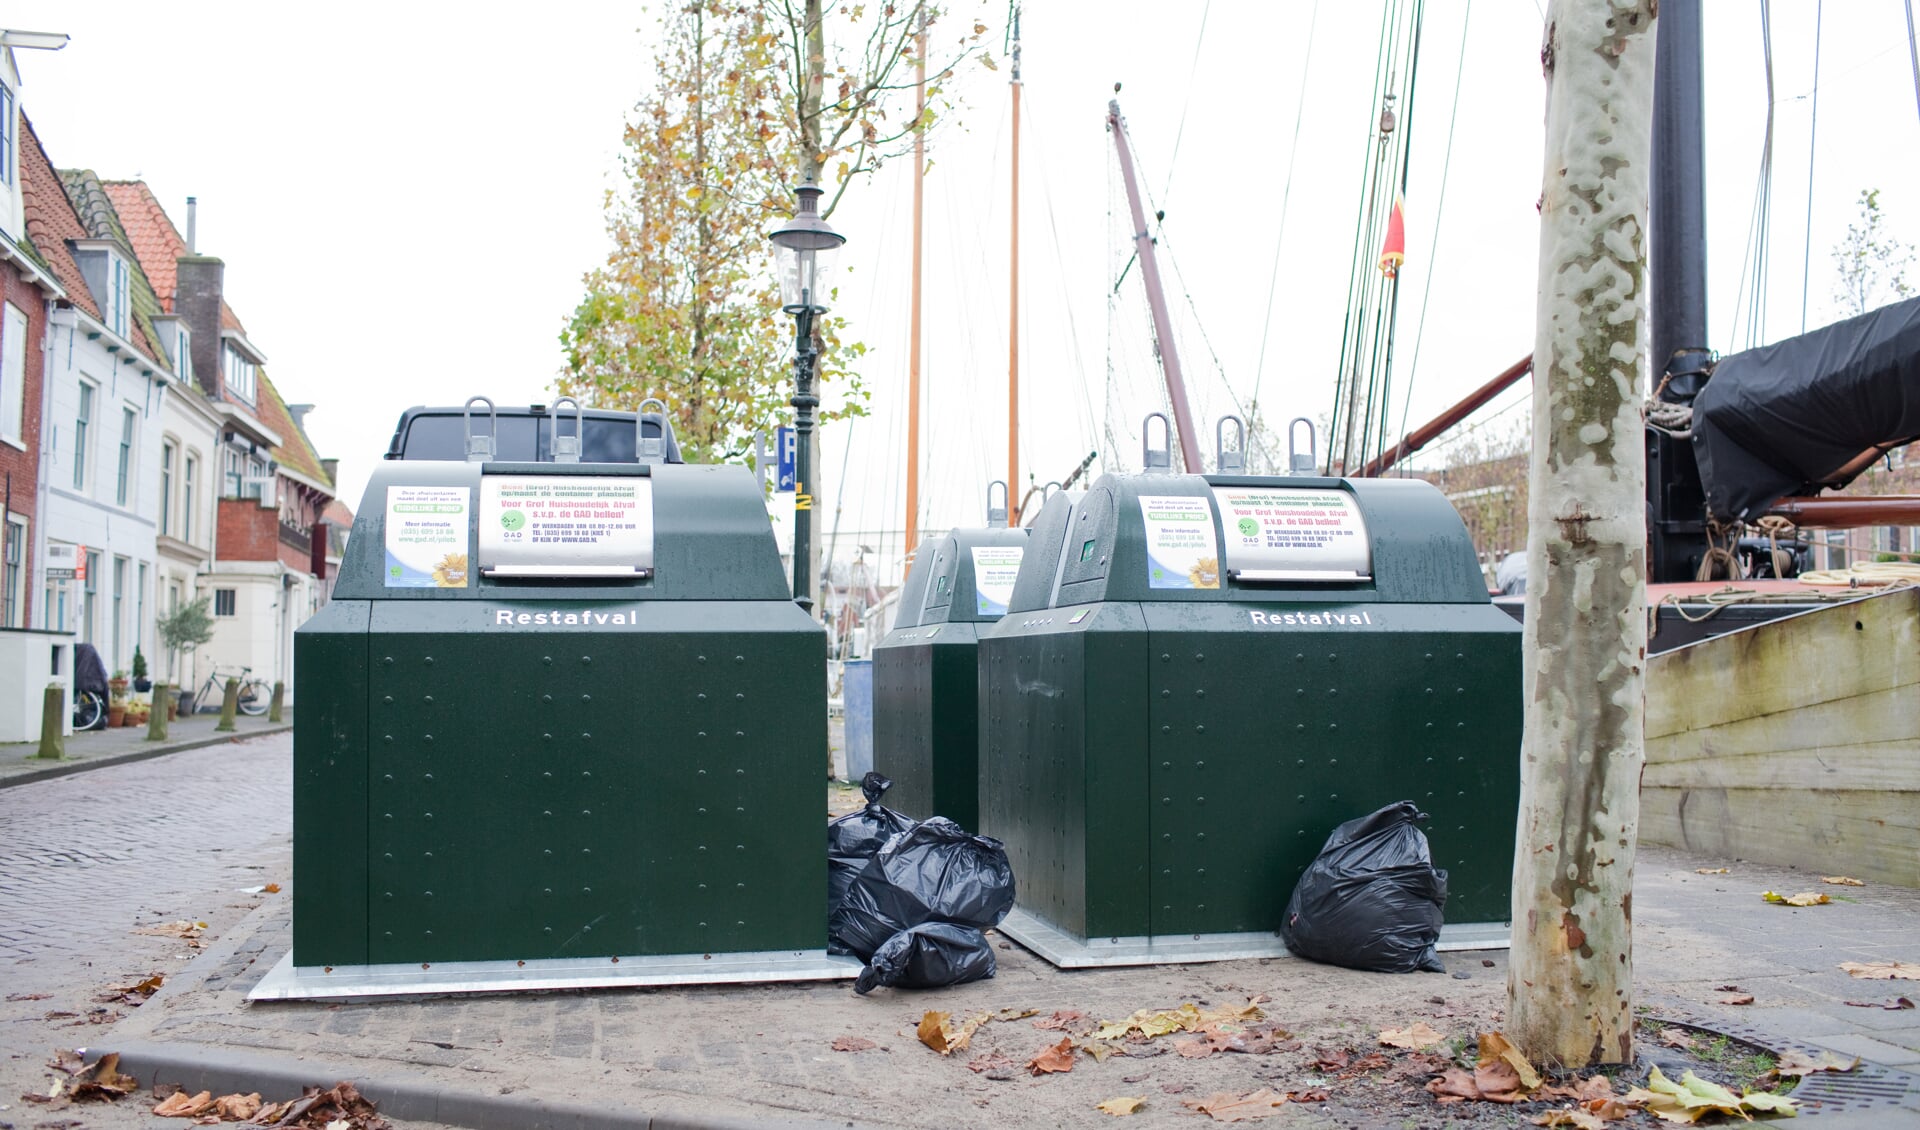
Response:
[107,1040,858,1130]
[0,723,291,790]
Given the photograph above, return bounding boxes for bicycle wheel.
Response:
[236,679,272,717]
[72,689,105,731]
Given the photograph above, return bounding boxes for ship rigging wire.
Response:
[1249,0,1320,472]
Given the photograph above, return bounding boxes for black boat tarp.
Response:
[1692,296,1920,520]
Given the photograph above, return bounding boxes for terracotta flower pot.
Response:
[108,705,127,728]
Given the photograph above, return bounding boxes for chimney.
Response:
[286,403,315,431]
[176,253,226,399]
[320,457,339,485]
[186,196,197,253]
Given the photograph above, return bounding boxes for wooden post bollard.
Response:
[269,681,285,723]
[34,683,65,760]
[146,682,171,741]
[216,677,239,732]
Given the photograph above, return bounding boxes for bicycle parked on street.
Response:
[185,665,273,717]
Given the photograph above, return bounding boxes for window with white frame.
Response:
[73,381,94,490]
[224,346,256,404]
[0,302,25,445]
[213,588,236,617]
[2,516,25,629]
[183,453,199,544]
[112,555,127,667]
[0,84,14,189]
[116,406,137,506]
[175,326,192,386]
[108,255,130,338]
[160,441,176,535]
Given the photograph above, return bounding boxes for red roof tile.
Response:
[19,116,101,323]
[98,180,247,334]
[254,373,333,492]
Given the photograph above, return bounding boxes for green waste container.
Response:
[269,425,844,997]
[978,463,1520,967]
[871,523,1030,829]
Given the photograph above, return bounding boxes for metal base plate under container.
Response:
[996,908,1510,970]
[248,949,861,1001]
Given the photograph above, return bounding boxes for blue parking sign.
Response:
[776,425,796,492]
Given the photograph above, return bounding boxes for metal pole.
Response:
[791,304,817,612]
[1107,99,1203,473]
[905,8,925,554]
[1008,6,1023,521]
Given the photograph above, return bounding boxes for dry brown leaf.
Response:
[1034,1009,1089,1031]
[1180,1089,1289,1122]
[1693,868,1729,874]
[1473,1058,1527,1103]
[1819,876,1864,886]
[1426,1067,1482,1104]
[1762,890,1830,907]
[263,882,282,893]
[1379,1020,1446,1049]
[830,1035,876,1052]
[916,1010,989,1055]
[1533,1111,1607,1129]
[1536,1075,1617,1103]
[1479,1031,1544,1090]
[1656,1027,1696,1049]
[965,1051,1015,1074]
[211,1092,261,1120]
[1028,1036,1075,1075]
[1287,1088,1330,1103]
[1840,960,1920,981]
[1716,993,1755,1006]
[1081,1039,1129,1063]
[153,1089,214,1117]
[1843,996,1915,1010]
[1775,1049,1860,1076]
[1096,1096,1145,1116]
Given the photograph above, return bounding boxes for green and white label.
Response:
[1138,495,1219,589]
[385,486,470,588]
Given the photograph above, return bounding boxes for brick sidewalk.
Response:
[0,710,291,788]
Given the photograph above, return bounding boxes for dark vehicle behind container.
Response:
[385,403,683,464]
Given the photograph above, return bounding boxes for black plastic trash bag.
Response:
[1279,801,1448,974]
[829,817,1017,960]
[853,922,997,994]
[827,772,917,925]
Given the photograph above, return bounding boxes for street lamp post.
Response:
[768,180,846,614]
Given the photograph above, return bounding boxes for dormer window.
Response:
[0,84,14,189]
[224,345,256,404]
[152,316,191,384]
[108,254,129,337]
[70,241,133,341]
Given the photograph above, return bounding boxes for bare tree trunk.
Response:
[801,0,825,184]
[1508,0,1658,1070]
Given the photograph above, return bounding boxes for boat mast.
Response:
[1108,98,1203,473]
[1007,5,1023,523]
[904,6,927,553]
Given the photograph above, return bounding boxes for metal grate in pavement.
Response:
[1649,1004,1920,1118]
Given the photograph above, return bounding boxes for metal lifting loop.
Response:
[463,396,498,463]
[1043,481,1062,499]
[551,396,585,463]
[636,398,669,464]
[1141,412,1172,472]
[986,480,1009,526]
[1215,415,1248,474]
[1288,417,1318,476]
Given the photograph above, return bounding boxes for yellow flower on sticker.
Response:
[433,553,470,588]
[1188,556,1220,589]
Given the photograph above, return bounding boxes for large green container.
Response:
[871,526,1030,829]
[278,457,837,995]
[978,472,1520,965]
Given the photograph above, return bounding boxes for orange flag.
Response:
[1378,192,1406,278]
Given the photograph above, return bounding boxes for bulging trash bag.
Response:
[829,817,1017,960]
[827,772,917,923]
[1280,800,1448,974]
[853,922,997,995]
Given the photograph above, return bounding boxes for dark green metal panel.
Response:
[292,600,371,966]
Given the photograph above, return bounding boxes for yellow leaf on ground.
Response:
[1776,1048,1859,1076]
[1479,1031,1544,1091]
[1820,875,1864,886]
[1693,868,1730,875]
[1096,1096,1144,1116]
[918,1010,989,1055]
[1533,1110,1606,1129]
[1379,1021,1447,1049]
[1840,961,1920,981]
[1028,1036,1075,1075]
[1761,890,1831,906]
[1622,1065,1796,1124]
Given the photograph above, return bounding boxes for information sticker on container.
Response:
[1210,486,1371,581]
[1138,495,1220,589]
[970,545,1025,615]
[478,475,655,578]
[385,486,471,588]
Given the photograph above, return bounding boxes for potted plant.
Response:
[107,677,128,728]
[132,647,151,693]
[157,596,216,704]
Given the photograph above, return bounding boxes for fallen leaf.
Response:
[1693,868,1730,875]
[1622,1065,1796,1123]
[154,1089,215,1117]
[1656,1027,1696,1049]
[1840,960,1920,980]
[6,992,52,1001]
[1093,999,1263,1041]
[1819,875,1864,886]
[916,1010,990,1055]
[1180,1088,1289,1122]
[965,1051,1015,1074]
[830,1035,876,1052]
[1096,1096,1144,1116]
[1480,1032,1544,1091]
[1080,1039,1129,1063]
[1716,993,1755,1006]
[1344,1052,1391,1076]
[1533,1111,1606,1129]
[1762,890,1831,907]
[1536,1075,1617,1103]
[1775,1048,1859,1076]
[212,1092,262,1120]
[1286,1088,1329,1103]
[1843,996,1915,1010]
[1028,1036,1075,1075]
[1473,1058,1527,1103]
[1034,1009,1089,1031]
[263,882,282,893]
[1379,1020,1446,1049]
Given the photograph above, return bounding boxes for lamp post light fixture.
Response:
[767,179,846,613]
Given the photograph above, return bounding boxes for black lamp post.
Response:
[767,179,846,613]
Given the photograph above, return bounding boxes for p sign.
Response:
[776,425,796,492]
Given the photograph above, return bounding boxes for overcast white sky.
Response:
[13,1,1920,583]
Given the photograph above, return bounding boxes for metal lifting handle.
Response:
[986,480,1009,526]
[635,398,669,464]
[551,396,585,463]
[1215,415,1247,473]
[1288,417,1318,476]
[463,396,497,463]
[1141,412,1172,472]
[1043,481,1062,499]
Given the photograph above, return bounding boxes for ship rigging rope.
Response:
[1249,0,1320,465]
[1158,0,1211,213]
[1800,0,1823,335]
[1907,0,1920,125]
[1731,0,1776,352]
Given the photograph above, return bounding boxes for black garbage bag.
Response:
[1280,801,1448,974]
[827,772,917,921]
[829,817,1017,960]
[853,922,997,994]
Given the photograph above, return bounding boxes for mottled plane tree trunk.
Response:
[1509,0,1659,1069]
